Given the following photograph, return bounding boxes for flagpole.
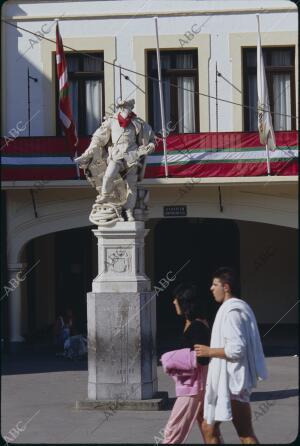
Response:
[154,16,168,178]
[74,150,80,179]
[215,62,219,133]
[119,65,123,99]
[265,143,271,175]
[256,14,272,176]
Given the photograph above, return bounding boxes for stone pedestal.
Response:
[86,291,157,401]
[92,222,150,293]
[77,222,166,410]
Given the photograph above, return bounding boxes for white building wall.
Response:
[5,180,298,266]
[2,0,297,134]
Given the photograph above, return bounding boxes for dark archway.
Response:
[54,227,97,334]
[154,218,240,355]
[24,227,97,343]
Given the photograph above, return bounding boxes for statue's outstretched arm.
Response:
[137,122,156,156]
[75,119,112,166]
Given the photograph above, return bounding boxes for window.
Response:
[243,47,295,131]
[147,50,199,134]
[56,52,104,136]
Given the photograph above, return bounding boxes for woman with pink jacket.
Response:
[160,284,211,444]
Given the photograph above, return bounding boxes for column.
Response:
[7,263,27,343]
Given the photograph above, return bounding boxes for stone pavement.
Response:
[1,352,298,444]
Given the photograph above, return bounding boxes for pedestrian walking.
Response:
[195,267,268,444]
[161,283,211,444]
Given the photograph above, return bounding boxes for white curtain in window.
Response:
[84,56,103,134]
[176,54,193,69]
[152,55,171,133]
[69,80,79,132]
[177,54,195,133]
[83,55,103,71]
[246,49,292,131]
[247,73,258,131]
[273,74,291,131]
[271,50,291,66]
[66,56,79,132]
[178,77,195,133]
[151,54,171,70]
[85,80,103,135]
[152,79,171,133]
[67,55,79,72]
[271,50,292,131]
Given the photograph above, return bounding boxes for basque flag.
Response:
[55,22,78,158]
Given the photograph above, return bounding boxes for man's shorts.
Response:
[230,389,251,403]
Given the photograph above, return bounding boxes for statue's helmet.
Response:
[116,98,135,111]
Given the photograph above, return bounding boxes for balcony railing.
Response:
[1,131,298,181]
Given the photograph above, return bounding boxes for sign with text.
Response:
[164,205,187,217]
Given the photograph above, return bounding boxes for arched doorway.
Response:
[153,218,240,354]
[54,227,96,333]
[23,227,97,343]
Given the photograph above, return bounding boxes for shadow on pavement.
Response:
[2,345,87,375]
[251,388,299,401]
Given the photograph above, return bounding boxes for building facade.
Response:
[1,0,298,350]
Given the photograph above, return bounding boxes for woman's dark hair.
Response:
[172,282,187,300]
[212,267,239,296]
[173,283,209,321]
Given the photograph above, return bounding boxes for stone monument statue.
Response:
[75,99,165,409]
[75,98,155,225]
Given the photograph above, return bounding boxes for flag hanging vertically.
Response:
[55,21,78,159]
[154,16,168,178]
[256,15,276,174]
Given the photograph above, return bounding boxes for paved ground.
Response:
[1,349,298,444]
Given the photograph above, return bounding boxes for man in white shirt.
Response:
[194,267,267,444]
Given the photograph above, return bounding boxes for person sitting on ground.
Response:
[53,308,76,353]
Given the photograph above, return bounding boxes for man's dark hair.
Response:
[212,267,239,296]
[173,283,209,321]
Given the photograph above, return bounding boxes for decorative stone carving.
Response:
[92,221,150,293]
[75,98,155,226]
[106,248,131,273]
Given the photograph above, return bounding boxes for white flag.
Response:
[256,15,276,151]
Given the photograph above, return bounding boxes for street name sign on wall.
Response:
[163,206,187,217]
